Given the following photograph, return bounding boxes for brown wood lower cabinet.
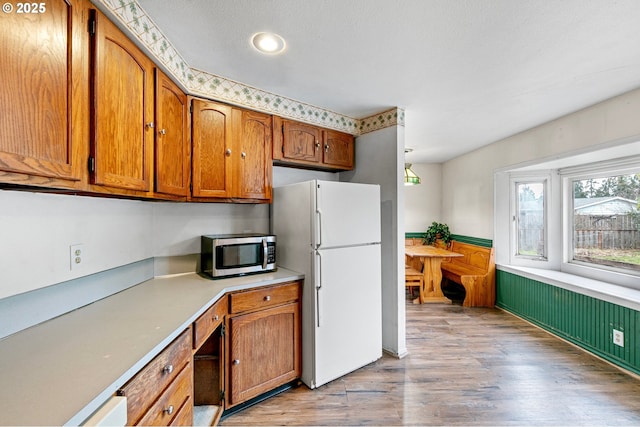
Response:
[226,281,302,408]
[227,301,301,406]
[117,328,193,426]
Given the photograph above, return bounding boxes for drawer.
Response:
[229,281,300,314]
[136,363,193,426]
[118,328,191,425]
[193,297,227,350]
[169,398,194,426]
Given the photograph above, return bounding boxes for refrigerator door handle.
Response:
[316,249,322,327]
[315,209,322,249]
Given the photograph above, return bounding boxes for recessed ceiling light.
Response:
[251,32,286,54]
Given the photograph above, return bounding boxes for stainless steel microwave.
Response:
[200,234,276,279]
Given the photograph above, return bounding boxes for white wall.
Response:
[152,202,269,256]
[404,163,442,233]
[0,191,151,300]
[442,87,640,240]
[0,190,270,301]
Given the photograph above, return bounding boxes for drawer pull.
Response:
[214,314,219,321]
[162,364,174,375]
[164,405,174,415]
[233,359,240,365]
[264,295,271,302]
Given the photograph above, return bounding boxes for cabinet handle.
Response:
[213,314,219,321]
[233,359,240,365]
[264,295,271,302]
[146,121,154,129]
[324,144,329,152]
[159,128,166,135]
[225,148,232,156]
[162,364,174,375]
[164,405,174,415]
[241,151,246,159]
[315,140,320,150]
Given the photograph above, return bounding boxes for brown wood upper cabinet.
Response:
[154,70,189,197]
[89,8,155,193]
[191,98,272,202]
[0,0,87,189]
[273,116,355,171]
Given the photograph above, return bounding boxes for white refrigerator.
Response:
[272,180,382,389]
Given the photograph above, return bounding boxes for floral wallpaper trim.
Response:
[188,68,360,133]
[93,0,404,135]
[358,109,405,134]
[94,0,192,84]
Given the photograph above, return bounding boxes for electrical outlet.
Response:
[70,244,84,271]
[613,329,624,347]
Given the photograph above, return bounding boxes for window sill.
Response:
[497,264,640,312]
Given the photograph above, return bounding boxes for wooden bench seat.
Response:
[440,241,495,307]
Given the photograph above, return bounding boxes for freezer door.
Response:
[273,181,315,267]
[315,181,380,248]
[313,244,382,388]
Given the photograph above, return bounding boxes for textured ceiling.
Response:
[137,0,640,163]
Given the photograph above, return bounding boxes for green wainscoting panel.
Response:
[450,234,493,248]
[405,233,493,248]
[496,269,640,375]
[405,232,425,239]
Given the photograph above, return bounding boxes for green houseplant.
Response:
[422,221,452,248]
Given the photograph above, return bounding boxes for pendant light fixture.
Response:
[404,148,421,186]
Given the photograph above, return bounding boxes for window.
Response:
[497,149,640,289]
[515,181,546,259]
[570,172,640,274]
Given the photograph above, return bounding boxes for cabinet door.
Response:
[90,9,154,191]
[236,109,272,200]
[281,120,322,164]
[227,302,301,406]
[155,70,188,197]
[323,129,354,170]
[0,0,80,182]
[191,99,233,198]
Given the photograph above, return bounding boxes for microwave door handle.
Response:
[262,239,268,269]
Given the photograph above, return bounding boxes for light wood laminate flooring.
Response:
[220,299,640,426]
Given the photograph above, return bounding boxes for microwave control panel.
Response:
[267,244,276,264]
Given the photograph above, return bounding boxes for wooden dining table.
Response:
[405,245,463,304]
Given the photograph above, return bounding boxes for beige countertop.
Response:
[0,268,303,426]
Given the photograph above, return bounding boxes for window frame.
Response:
[513,178,549,261]
[508,172,556,268]
[560,159,640,288]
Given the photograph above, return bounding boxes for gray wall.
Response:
[343,126,407,358]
